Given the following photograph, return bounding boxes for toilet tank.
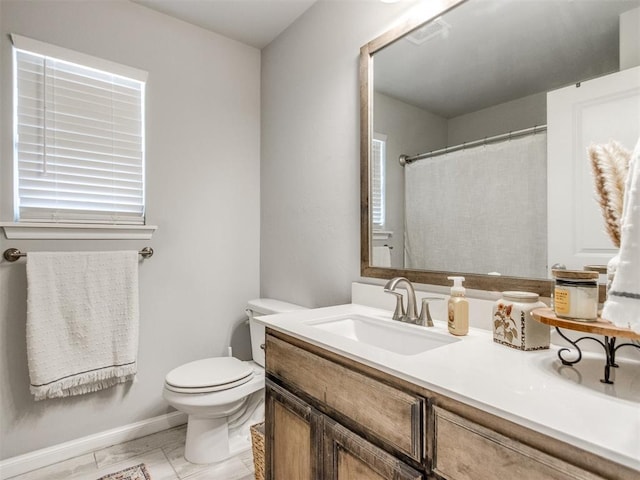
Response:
[246,299,307,367]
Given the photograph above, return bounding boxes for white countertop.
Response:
[255,303,640,472]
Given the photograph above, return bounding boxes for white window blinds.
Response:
[371,135,386,227]
[12,34,147,225]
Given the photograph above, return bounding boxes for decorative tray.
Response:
[532,308,640,384]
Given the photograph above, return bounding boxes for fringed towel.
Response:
[26,251,140,400]
[602,138,640,333]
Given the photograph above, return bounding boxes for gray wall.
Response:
[0,0,261,459]
[260,0,420,306]
[447,91,547,145]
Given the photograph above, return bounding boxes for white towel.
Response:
[602,138,640,333]
[26,251,140,400]
[372,246,391,267]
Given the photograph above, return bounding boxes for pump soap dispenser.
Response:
[447,276,469,336]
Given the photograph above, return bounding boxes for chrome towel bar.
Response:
[3,247,154,262]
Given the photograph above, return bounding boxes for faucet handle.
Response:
[385,290,405,320]
[418,297,444,327]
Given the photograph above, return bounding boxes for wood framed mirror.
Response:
[360,0,640,296]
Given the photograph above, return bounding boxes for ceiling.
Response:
[133,0,317,49]
[374,0,640,118]
[132,0,640,113]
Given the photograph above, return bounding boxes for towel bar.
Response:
[3,247,154,262]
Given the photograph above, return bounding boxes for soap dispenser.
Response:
[447,276,469,336]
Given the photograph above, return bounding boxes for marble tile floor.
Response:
[7,425,256,480]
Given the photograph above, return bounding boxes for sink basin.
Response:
[307,314,459,355]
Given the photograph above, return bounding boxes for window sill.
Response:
[0,223,157,240]
[372,230,393,241]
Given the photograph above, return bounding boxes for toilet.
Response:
[162,299,305,464]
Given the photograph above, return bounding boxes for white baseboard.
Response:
[0,411,187,479]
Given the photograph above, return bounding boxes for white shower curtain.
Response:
[404,133,547,278]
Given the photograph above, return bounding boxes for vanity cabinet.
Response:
[265,380,423,480]
[265,330,634,480]
[265,332,426,479]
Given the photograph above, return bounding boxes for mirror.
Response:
[361,0,640,295]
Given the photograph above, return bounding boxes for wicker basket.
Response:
[250,422,265,480]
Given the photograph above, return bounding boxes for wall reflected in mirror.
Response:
[369,0,640,281]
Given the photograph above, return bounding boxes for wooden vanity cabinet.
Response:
[265,380,423,480]
[265,330,636,480]
[265,331,426,479]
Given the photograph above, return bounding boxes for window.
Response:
[371,134,386,228]
[12,34,147,225]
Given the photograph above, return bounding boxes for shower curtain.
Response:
[404,133,547,278]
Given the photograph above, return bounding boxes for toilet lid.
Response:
[165,357,254,393]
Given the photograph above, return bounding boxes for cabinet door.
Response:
[265,380,323,480]
[324,416,424,480]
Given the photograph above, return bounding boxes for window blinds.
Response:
[12,34,147,224]
[371,137,386,227]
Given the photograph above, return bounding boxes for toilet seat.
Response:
[165,357,254,394]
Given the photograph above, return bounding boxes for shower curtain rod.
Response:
[398,124,547,166]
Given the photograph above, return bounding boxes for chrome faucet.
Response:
[384,277,418,323]
[384,277,443,327]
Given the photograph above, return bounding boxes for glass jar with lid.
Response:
[552,269,599,321]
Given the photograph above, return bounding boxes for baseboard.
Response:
[0,411,187,479]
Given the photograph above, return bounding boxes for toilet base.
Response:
[185,416,231,464]
[183,406,260,464]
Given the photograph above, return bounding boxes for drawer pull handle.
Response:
[260,343,266,351]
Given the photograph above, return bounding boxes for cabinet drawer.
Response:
[266,334,424,461]
[433,407,604,480]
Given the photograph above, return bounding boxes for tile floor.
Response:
[8,425,256,480]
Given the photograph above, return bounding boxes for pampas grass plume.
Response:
[588,141,630,248]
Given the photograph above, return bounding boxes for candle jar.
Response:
[493,291,548,351]
[552,270,599,321]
